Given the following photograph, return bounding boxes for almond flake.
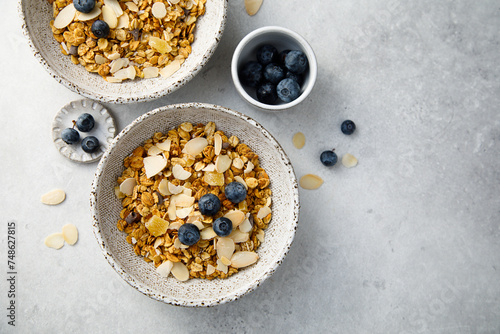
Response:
[215,155,232,173]
[168,182,184,195]
[232,157,244,169]
[200,227,217,240]
[54,4,76,29]
[214,133,222,155]
[220,256,232,266]
[224,210,246,227]
[234,175,248,190]
[76,6,101,21]
[202,163,215,172]
[172,164,192,180]
[231,251,259,268]
[41,189,66,205]
[216,237,235,260]
[116,13,130,29]
[183,137,208,157]
[257,206,271,219]
[342,153,358,168]
[176,206,193,219]
[256,229,265,243]
[145,215,169,237]
[299,174,324,190]
[156,138,171,151]
[171,193,195,207]
[143,66,159,79]
[148,145,162,156]
[206,264,216,275]
[95,54,107,64]
[113,65,135,80]
[167,200,177,220]
[104,0,123,16]
[239,218,253,233]
[245,0,263,16]
[119,178,136,196]
[160,59,181,77]
[62,224,78,245]
[106,76,122,83]
[124,1,139,12]
[114,186,125,199]
[44,233,65,249]
[292,132,306,149]
[144,155,167,178]
[110,57,129,73]
[228,230,249,243]
[244,161,254,174]
[156,260,173,277]
[158,179,171,196]
[216,259,228,274]
[102,5,118,29]
[169,221,182,230]
[152,2,167,19]
[171,262,189,281]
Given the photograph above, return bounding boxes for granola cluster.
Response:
[49,0,206,82]
[115,122,272,281]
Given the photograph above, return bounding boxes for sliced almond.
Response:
[231,251,259,268]
[76,6,101,21]
[104,0,123,16]
[239,218,253,233]
[106,52,121,61]
[169,221,182,230]
[160,59,181,78]
[224,210,246,227]
[342,153,358,168]
[215,155,232,173]
[191,220,205,230]
[102,5,118,29]
[228,230,249,243]
[171,262,189,281]
[220,256,232,266]
[200,227,217,240]
[44,233,65,249]
[152,2,167,19]
[256,229,265,243]
[156,260,173,277]
[124,1,138,12]
[176,206,193,219]
[95,54,107,64]
[116,13,129,29]
[299,174,324,190]
[156,138,171,151]
[171,193,195,207]
[62,224,78,245]
[216,237,235,260]
[41,189,66,205]
[144,155,167,179]
[186,211,203,224]
[110,57,129,73]
[206,264,216,275]
[167,200,177,220]
[54,4,76,29]
[244,161,254,174]
[245,0,263,16]
[234,175,248,190]
[145,215,169,237]
[172,164,192,180]
[214,133,222,155]
[158,179,171,196]
[232,157,244,169]
[183,137,208,157]
[216,259,228,274]
[257,206,271,219]
[113,65,135,80]
[147,145,162,156]
[143,66,159,79]
[202,163,215,172]
[292,132,306,149]
[106,76,122,83]
[168,182,184,195]
[114,186,125,199]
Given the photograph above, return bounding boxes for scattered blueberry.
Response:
[285,71,303,86]
[277,78,301,103]
[81,136,100,153]
[198,193,221,216]
[178,223,200,246]
[239,61,263,88]
[76,113,95,132]
[256,44,278,65]
[320,150,338,167]
[256,82,278,104]
[213,217,233,237]
[73,0,95,13]
[285,50,308,74]
[341,120,356,135]
[91,20,110,39]
[61,128,80,145]
[263,63,285,85]
[225,181,247,204]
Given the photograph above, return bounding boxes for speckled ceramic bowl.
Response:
[90,103,299,306]
[19,0,227,103]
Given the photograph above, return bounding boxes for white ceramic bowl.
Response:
[231,26,317,111]
[90,103,299,306]
[18,0,227,103]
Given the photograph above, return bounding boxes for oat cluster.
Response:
[115,122,272,281]
[49,0,206,82]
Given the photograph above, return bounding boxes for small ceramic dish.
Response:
[231,26,317,111]
[52,99,116,163]
[90,102,300,306]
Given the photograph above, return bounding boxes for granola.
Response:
[49,0,206,82]
[115,122,272,281]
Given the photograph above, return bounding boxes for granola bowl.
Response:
[90,103,299,306]
[19,0,227,103]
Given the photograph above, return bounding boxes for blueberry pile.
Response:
[239,44,308,104]
[61,113,100,153]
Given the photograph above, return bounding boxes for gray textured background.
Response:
[2,0,499,333]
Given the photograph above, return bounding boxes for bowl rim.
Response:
[90,102,300,306]
[231,25,318,111]
[18,0,228,104]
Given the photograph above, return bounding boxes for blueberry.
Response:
[212,217,233,237]
[320,150,338,167]
[256,44,278,65]
[276,78,301,103]
[91,20,110,39]
[278,50,291,65]
[76,113,95,132]
[178,223,200,246]
[239,61,263,88]
[263,63,285,85]
[81,136,100,153]
[198,193,221,216]
[256,82,277,104]
[224,181,247,204]
[285,50,308,74]
[285,71,303,86]
[61,128,80,144]
[73,0,95,13]
[341,120,356,135]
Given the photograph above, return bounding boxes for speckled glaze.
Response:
[90,103,300,307]
[18,0,227,104]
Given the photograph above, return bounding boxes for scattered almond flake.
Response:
[107,52,121,61]
[116,13,130,29]
[220,256,232,266]
[158,179,171,196]
[224,210,246,227]
[256,229,265,243]
[131,237,137,244]
[245,0,263,16]
[102,5,118,29]
[200,227,217,240]
[147,145,162,156]
[156,260,173,277]
[172,164,192,180]
[144,155,168,179]
[204,172,224,186]
[171,262,190,281]
[173,237,182,249]
[113,66,136,80]
[154,237,164,249]
[168,182,184,195]
[149,36,172,54]
[110,57,129,73]
[202,163,215,172]
[292,132,306,149]
[171,193,195,207]
[176,206,193,219]
[206,264,216,275]
[114,186,125,199]
[342,153,358,168]
[124,1,139,12]
[61,42,69,54]
[191,220,205,230]
[160,59,181,77]
[194,161,206,171]
[183,137,208,157]
[216,259,228,274]
[95,54,107,64]
[186,211,203,224]
[234,175,248,190]
[61,224,78,245]
[239,218,253,233]
[215,155,232,173]
[244,161,254,174]
[232,157,244,169]
[265,196,272,207]
[167,200,177,220]
[44,233,65,249]
[214,133,222,155]
[104,0,123,16]
[143,66,159,79]
[299,174,324,190]
[169,221,182,230]
[106,76,123,83]
[170,0,181,4]
[182,187,193,197]
[145,215,169,237]
[216,237,235,260]
[152,2,167,19]
[231,251,259,268]
[76,6,101,21]
[41,189,66,205]
[257,206,271,220]
[228,230,250,243]
[54,4,76,29]
[156,138,171,151]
